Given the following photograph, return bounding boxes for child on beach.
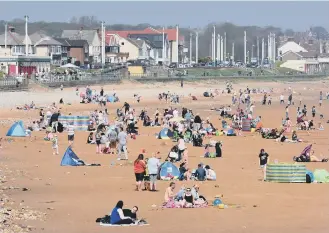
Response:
[259,149,269,181]
[52,135,59,155]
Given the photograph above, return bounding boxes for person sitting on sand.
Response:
[179,162,191,181]
[205,165,216,180]
[195,164,206,181]
[292,131,302,142]
[87,132,95,144]
[181,187,194,208]
[164,182,177,206]
[110,201,135,225]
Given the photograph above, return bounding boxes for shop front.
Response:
[0,56,51,76]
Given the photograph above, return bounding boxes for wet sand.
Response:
[1,80,329,233]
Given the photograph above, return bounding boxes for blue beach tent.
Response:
[60,147,82,166]
[6,121,27,137]
[158,128,174,139]
[159,162,180,180]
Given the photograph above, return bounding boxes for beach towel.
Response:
[100,222,149,227]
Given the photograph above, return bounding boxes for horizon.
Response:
[1,1,329,31]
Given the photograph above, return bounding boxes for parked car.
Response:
[169,63,177,68]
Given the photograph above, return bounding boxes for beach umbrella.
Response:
[300,144,312,156]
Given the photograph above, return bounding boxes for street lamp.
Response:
[24,15,29,56]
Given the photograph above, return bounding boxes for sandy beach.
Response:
[1,79,329,233]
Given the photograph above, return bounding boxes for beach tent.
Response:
[107,96,115,103]
[6,121,27,137]
[306,170,314,183]
[242,118,251,131]
[313,169,329,183]
[158,128,174,139]
[159,162,180,180]
[60,147,83,166]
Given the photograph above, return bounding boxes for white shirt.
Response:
[67,125,75,136]
[178,138,185,150]
[280,95,284,100]
[173,110,179,118]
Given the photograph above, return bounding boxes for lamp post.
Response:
[24,15,29,56]
[101,21,106,69]
[195,31,199,64]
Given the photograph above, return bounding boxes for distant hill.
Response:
[0,16,327,61]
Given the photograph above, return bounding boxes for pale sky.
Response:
[1,1,329,31]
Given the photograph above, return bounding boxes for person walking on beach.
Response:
[95,131,102,154]
[117,127,128,160]
[267,95,272,105]
[319,91,323,107]
[285,105,289,119]
[60,84,63,91]
[67,122,75,145]
[52,135,59,155]
[312,106,316,118]
[259,149,269,181]
[280,94,284,104]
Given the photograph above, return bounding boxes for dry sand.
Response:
[1,80,329,233]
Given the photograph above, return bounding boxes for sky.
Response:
[1,1,329,31]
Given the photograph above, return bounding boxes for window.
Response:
[158,49,163,58]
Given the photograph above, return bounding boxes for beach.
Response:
[1,79,329,233]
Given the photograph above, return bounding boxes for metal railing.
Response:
[35,73,122,83]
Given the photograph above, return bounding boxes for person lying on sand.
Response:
[293,150,328,163]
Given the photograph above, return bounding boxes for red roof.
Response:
[105,34,119,45]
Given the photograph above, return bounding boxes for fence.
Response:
[0,78,29,91]
[130,73,329,83]
[34,73,123,88]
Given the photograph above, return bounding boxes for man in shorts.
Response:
[147,152,161,191]
[67,122,75,145]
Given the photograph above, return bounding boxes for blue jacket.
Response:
[110,207,121,224]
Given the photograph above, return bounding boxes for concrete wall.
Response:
[281,60,306,72]
[35,46,49,57]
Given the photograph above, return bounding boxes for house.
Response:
[30,31,63,66]
[0,27,33,56]
[278,41,308,56]
[0,27,51,75]
[62,39,89,67]
[61,29,100,64]
[103,34,129,64]
[53,38,71,65]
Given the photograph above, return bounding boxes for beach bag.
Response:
[169,152,178,160]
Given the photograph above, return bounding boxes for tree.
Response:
[69,16,78,24]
